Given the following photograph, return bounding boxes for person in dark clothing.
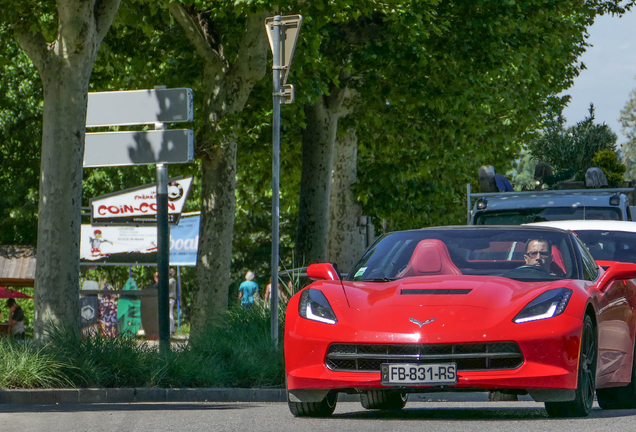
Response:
[6,298,26,339]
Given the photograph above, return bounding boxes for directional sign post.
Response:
[265,15,302,348]
[84,130,194,167]
[85,87,194,354]
[86,88,193,127]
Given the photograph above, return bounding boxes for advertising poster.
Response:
[80,215,200,266]
[98,284,118,337]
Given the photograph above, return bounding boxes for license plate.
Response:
[381,363,457,386]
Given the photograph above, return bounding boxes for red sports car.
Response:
[284,226,636,417]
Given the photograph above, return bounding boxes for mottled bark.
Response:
[328,128,365,273]
[191,137,237,328]
[296,85,351,265]
[10,0,120,338]
[168,4,270,331]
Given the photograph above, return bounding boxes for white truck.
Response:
[466,184,636,225]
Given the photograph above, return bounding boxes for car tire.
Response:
[360,390,408,410]
[287,390,338,417]
[545,315,597,418]
[597,344,636,409]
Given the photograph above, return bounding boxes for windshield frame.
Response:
[346,227,580,283]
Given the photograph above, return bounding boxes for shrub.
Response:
[0,307,286,389]
[0,339,69,389]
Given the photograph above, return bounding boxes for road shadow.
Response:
[332,405,636,421]
[0,402,259,414]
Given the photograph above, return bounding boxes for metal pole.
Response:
[466,183,471,225]
[271,15,282,348]
[177,266,181,333]
[156,163,170,353]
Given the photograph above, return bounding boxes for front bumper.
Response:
[285,313,583,394]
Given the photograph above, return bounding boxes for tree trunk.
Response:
[295,91,350,265]
[10,0,120,338]
[34,63,93,336]
[167,6,269,330]
[191,136,237,329]
[328,128,365,272]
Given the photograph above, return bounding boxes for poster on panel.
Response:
[80,215,200,266]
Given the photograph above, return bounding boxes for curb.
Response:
[0,389,533,405]
[0,388,288,405]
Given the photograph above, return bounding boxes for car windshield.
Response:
[575,230,636,263]
[474,207,622,225]
[347,228,576,283]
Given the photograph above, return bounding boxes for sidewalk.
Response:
[0,389,532,405]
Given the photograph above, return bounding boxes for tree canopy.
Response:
[528,104,620,182]
[1,0,634,332]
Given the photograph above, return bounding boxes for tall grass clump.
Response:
[2,306,287,389]
[184,306,286,388]
[0,339,69,389]
[44,326,154,388]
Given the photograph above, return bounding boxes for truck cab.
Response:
[467,186,634,225]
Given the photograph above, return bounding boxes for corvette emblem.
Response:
[409,317,436,327]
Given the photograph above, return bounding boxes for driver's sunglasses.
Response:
[525,251,551,258]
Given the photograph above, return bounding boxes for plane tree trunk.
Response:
[328,128,365,273]
[295,83,353,265]
[168,5,269,330]
[7,0,120,338]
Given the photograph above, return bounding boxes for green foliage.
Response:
[2,1,634,329]
[619,86,636,179]
[0,32,41,245]
[528,105,618,182]
[187,306,284,388]
[351,0,614,230]
[0,339,69,389]
[592,149,626,187]
[507,149,537,191]
[46,327,155,387]
[0,307,285,389]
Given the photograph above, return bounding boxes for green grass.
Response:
[0,338,70,389]
[0,306,286,389]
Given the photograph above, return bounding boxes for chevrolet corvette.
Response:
[284,226,636,417]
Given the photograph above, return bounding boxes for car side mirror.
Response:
[596,262,636,292]
[307,263,340,281]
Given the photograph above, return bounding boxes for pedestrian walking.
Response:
[238,271,259,308]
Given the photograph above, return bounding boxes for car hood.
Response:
[339,276,561,337]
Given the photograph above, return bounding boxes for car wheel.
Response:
[545,315,597,418]
[287,390,338,417]
[597,343,636,409]
[360,390,408,410]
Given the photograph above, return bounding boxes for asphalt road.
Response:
[2,400,636,432]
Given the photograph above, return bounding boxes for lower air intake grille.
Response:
[325,342,523,372]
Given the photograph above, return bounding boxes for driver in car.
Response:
[524,239,553,273]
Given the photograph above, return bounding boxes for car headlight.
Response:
[513,288,572,324]
[298,289,337,325]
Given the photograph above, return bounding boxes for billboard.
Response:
[80,215,200,266]
[90,177,193,225]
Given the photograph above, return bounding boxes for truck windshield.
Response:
[474,207,622,225]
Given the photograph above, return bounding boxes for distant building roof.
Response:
[0,245,36,287]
